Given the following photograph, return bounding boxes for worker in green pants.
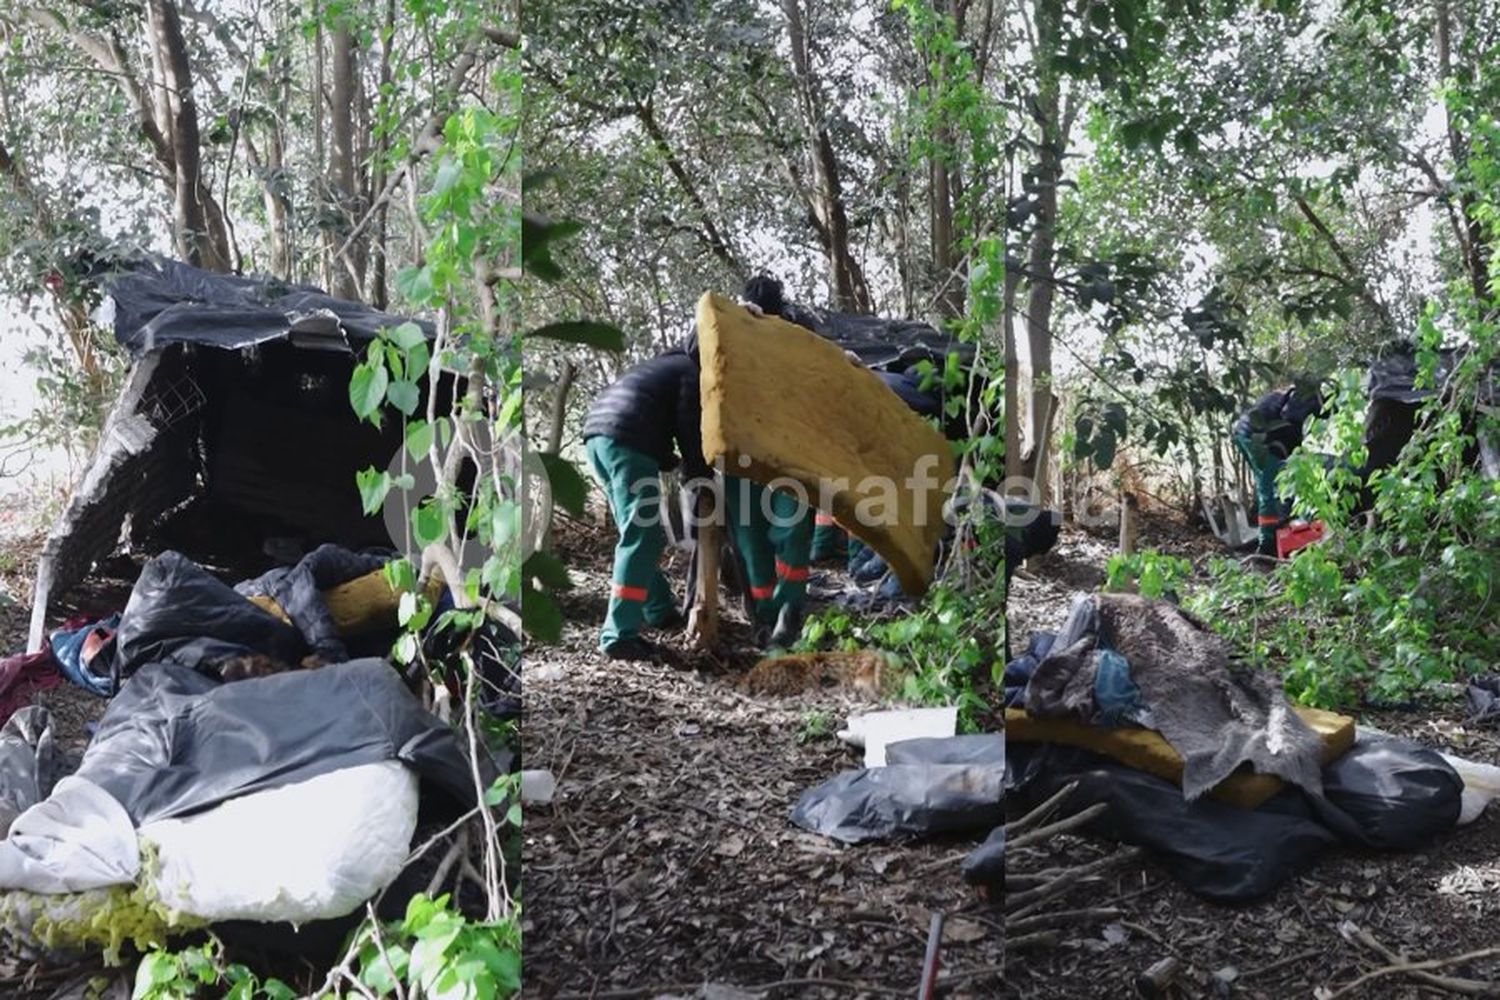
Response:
[1231,383,1326,556]
[810,512,848,563]
[725,476,814,649]
[582,343,707,660]
[586,436,682,650]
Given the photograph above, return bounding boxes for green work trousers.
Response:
[586,436,679,649]
[1233,433,1286,551]
[724,477,813,624]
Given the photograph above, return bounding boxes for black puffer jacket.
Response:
[1232,387,1325,457]
[582,341,708,478]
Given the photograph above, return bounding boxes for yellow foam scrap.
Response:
[246,569,446,637]
[1004,705,1356,809]
[695,292,956,594]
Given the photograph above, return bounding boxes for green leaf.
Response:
[357,467,393,515]
[133,954,177,998]
[412,502,447,547]
[350,359,389,425]
[525,321,625,351]
[538,453,588,516]
[388,321,427,351]
[406,419,436,460]
[387,380,420,416]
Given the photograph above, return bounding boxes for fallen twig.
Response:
[1317,945,1500,999]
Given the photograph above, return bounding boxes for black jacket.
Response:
[582,341,709,478]
[1233,387,1324,457]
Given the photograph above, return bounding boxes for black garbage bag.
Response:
[790,764,1004,845]
[74,659,480,825]
[1468,677,1500,726]
[1007,742,1338,902]
[1308,734,1463,850]
[886,734,1006,769]
[113,551,307,679]
[961,825,1006,888]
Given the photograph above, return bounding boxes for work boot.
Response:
[768,605,805,650]
[647,609,687,631]
[602,636,659,661]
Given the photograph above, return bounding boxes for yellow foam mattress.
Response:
[247,569,445,636]
[1004,705,1356,809]
[695,292,955,594]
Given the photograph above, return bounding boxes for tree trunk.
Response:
[147,0,230,272]
[1021,0,1062,500]
[781,0,873,313]
[329,22,363,299]
[545,359,576,454]
[1003,267,1022,482]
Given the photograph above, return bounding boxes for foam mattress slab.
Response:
[695,292,955,594]
[247,570,445,636]
[1004,705,1356,808]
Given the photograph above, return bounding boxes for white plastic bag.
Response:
[141,761,419,923]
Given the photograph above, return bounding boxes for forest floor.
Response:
[1006,508,1500,1000]
[521,510,1005,999]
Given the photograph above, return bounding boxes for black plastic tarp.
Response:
[112,551,308,680]
[1366,343,1498,406]
[1006,733,1463,903]
[783,303,977,374]
[74,659,479,826]
[103,257,434,358]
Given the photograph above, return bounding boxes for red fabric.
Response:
[612,583,649,602]
[814,513,836,527]
[0,650,62,727]
[750,584,776,600]
[775,560,810,583]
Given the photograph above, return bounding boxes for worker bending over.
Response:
[1231,383,1325,556]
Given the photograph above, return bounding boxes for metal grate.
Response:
[145,371,208,429]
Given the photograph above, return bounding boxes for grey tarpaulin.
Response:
[74,659,480,826]
[102,256,434,358]
[0,707,62,837]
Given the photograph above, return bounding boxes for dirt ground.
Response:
[521,512,1004,999]
[1006,508,1500,1000]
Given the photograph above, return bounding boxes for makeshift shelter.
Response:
[1361,341,1499,479]
[28,257,434,651]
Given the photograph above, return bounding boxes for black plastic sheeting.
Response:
[1365,343,1498,406]
[1469,677,1500,726]
[791,734,1004,845]
[112,551,308,682]
[1006,733,1463,903]
[74,659,479,826]
[103,257,433,358]
[783,303,977,374]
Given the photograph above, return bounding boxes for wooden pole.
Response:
[687,486,719,648]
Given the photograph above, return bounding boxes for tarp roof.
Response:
[101,256,434,358]
[783,303,978,373]
[1366,343,1498,407]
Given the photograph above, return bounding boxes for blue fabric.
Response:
[50,614,121,696]
[1003,631,1056,708]
[1093,648,1146,726]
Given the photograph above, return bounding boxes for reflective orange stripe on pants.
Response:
[612,583,649,601]
[776,559,809,582]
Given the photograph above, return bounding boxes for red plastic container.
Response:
[1277,520,1326,559]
